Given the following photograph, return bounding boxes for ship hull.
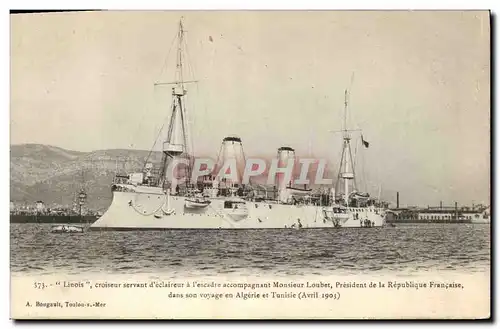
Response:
[90,189,386,230]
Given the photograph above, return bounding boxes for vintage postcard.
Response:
[9,10,491,319]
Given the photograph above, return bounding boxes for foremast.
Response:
[156,18,196,192]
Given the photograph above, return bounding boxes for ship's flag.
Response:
[362,135,370,148]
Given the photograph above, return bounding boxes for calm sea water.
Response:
[10,223,490,278]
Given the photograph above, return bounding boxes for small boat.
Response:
[185,197,211,209]
[50,225,84,234]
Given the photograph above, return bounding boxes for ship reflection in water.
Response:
[10,223,490,277]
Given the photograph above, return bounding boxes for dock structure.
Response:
[387,192,489,224]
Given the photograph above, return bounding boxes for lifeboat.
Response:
[185,197,211,209]
[350,191,370,201]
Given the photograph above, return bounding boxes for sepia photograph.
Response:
[9,9,491,319]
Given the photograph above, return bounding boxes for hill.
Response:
[10,144,164,211]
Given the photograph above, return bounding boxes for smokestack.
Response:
[396,192,399,209]
[440,201,442,209]
[276,146,295,202]
[276,146,295,188]
[217,136,246,186]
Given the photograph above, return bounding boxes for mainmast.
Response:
[335,88,357,206]
[156,18,197,192]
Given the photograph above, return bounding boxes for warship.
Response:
[90,18,387,230]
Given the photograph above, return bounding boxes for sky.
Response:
[10,10,490,206]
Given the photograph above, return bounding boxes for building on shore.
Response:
[387,203,490,224]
